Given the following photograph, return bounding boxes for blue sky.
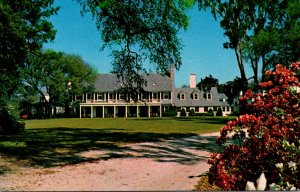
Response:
[44,0,253,87]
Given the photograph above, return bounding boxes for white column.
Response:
[148,105,151,118]
[102,106,105,118]
[125,106,128,118]
[160,105,162,117]
[137,106,139,118]
[79,105,82,118]
[114,106,116,118]
[90,106,93,118]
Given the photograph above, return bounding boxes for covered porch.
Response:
[79,104,163,118]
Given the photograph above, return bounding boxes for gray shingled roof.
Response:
[94,73,173,92]
[172,87,230,107]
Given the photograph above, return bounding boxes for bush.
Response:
[206,108,214,116]
[189,109,196,117]
[163,106,177,117]
[216,107,223,116]
[180,108,186,117]
[208,63,300,190]
[0,107,25,135]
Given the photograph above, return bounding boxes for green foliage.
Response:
[162,106,177,117]
[197,0,300,91]
[189,109,196,116]
[0,0,58,101]
[0,0,58,132]
[0,106,24,135]
[20,49,97,118]
[180,108,187,117]
[216,107,223,116]
[196,74,219,92]
[208,63,300,190]
[220,77,243,105]
[77,0,191,95]
[207,108,214,116]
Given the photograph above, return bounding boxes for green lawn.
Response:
[25,116,235,133]
[0,117,235,167]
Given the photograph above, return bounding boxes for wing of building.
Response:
[75,67,232,118]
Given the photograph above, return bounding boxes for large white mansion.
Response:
[76,67,232,118]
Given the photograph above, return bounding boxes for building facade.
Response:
[76,68,232,118]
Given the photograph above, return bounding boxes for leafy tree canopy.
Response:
[0,0,58,101]
[197,0,299,91]
[76,0,194,96]
[196,74,219,91]
[20,49,97,117]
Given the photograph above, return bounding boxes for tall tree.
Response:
[197,0,299,92]
[196,74,219,92]
[221,77,244,105]
[21,50,97,118]
[77,0,194,98]
[198,0,251,92]
[0,0,58,133]
[0,0,58,101]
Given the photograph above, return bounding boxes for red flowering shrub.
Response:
[208,62,300,190]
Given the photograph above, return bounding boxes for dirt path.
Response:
[0,132,219,191]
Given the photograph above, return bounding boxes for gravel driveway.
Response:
[0,132,220,191]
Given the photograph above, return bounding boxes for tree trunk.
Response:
[251,58,259,93]
[234,45,248,94]
[261,51,267,82]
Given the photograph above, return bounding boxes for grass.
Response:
[24,116,235,134]
[0,116,235,168]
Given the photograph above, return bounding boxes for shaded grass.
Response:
[0,117,234,167]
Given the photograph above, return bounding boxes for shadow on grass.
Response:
[0,127,222,168]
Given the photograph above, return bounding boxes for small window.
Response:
[204,107,208,112]
[223,107,226,112]
[142,93,148,100]
[207,93,212,99]
[195,107,199,112]
[97,93,104,100]
[181,93,185,100]
[153,92,158,99]
[120,93,125,100]
[213,106,218,111]
[87,94,92,100]
[110,93,116,100]
[227,107,230,111]
[163,92,170,99]
[194,94,198,100]
[75,95,82,100]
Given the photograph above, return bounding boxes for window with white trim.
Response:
[207,93,212,99]
[181,93,185,100]
[194,93,199,100]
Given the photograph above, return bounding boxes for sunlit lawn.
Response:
[25,116,235,133]
[0,117,235,167]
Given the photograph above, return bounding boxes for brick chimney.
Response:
[190,74,196,88]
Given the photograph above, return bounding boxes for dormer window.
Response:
[194,93,199,100]
[181,93,185,100]
[153,83,158,86]
[207,93,212,100]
